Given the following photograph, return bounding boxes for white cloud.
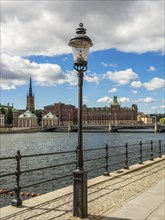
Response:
[135,97,155,103]
[101,62,108,67]
[151,106,157,110]
[118,97,130,103]
[148,66,156,72]
[0,54,64,89]
[101,62,118,68]
[131,77,164,91]
[1,54,100,90]
[97,96,113,103]
[1,54,67,89]
[143,77,164,91]
[1,1,164,56]
[65,70,77,86]
[108,88,118,93]
[131,81,143,88]
[84,73,100,84]
[152,105,165,110]
[0,82,16,90]
[160,105,165,109]
[97,96,130,104]
[109,64,118,67]
[104,68,138,85]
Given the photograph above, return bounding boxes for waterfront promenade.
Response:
[1,157,164,220]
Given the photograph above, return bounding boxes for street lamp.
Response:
[69,23,93,218]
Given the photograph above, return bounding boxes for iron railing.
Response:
[0,139,164,207]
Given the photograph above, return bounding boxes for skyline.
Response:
[1,1,165,114]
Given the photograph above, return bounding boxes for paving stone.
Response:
[0,158,164,220]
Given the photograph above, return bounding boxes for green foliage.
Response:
[0,107,6,115]
[160,118,165,124]
[34,110,43,125]
[6,108,13,125]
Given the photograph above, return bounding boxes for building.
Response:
[26,76,35,112]
[18,110,38,127]
[0,104,20,127]
[137,113,153,124]
[44,97,138,126]
[83,97,138,125]
[44,102,78,125]
[42,112,58,127]
[0,112,5,126]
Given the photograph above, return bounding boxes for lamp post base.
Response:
[73,169,88,218]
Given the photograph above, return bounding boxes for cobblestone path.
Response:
[1,158,164,220]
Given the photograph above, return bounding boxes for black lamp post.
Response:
[69,23,93,218]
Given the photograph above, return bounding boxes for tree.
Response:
[6,108,13,126]
[34,110,43,125]
[160,118,165,124]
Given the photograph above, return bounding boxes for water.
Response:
[0,131,164,207]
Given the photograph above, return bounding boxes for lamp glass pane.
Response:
[71,47,90,63]
[70,40,91,63]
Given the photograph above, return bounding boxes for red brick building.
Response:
[44,102,78,125]
[44,97,138,126]
[83,96,138,125]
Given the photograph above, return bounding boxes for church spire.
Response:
[26,76,35,112]
[29,76,32,97]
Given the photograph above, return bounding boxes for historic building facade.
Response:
[18,110,38,127]
[0,104,20,127]
[44,102,78,125]
[26,77,35,112]
[0,112,5,126]
[44,97,138,126]
[137,112,153,124]
[83,96,138,125]
[42,112,58,127]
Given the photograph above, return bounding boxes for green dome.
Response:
[19,110,37,118]
[43,112,58,119]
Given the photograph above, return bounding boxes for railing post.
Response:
[11,150,22,207]
[159,140,162,158]
[104,144,109,176]
[150,140,154,160]
[124,142,129,169]
[139,141,143,164]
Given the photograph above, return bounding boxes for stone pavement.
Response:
[0,157,164,220]
[101,177,165,220]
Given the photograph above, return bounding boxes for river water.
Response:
[0,131,164,207]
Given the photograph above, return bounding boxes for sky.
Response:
[1,0,165,114]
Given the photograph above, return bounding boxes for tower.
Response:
[26,77,35,112]
[111,96,120,123]
[112,96,119,105]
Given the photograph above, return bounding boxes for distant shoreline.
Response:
[0,127,164,134]
[0,127,42,134]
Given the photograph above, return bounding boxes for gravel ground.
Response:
[1,158,164,220]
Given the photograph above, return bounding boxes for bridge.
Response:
[43,123,165,132]
[108,123,165,132]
